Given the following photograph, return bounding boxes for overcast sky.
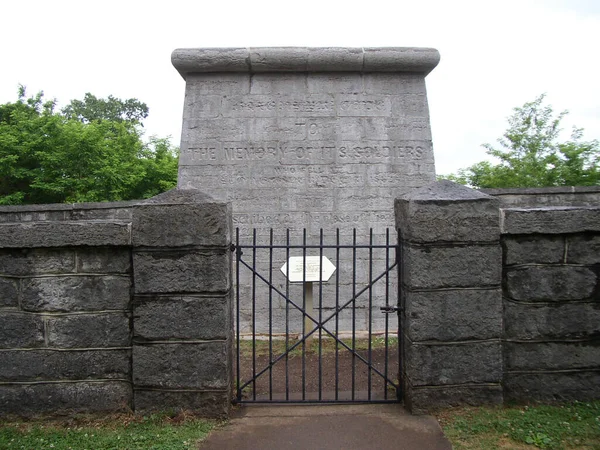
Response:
[1,0,598,175]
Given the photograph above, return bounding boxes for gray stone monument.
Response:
[172,47,440,335]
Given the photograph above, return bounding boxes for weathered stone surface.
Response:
[0,277,18,307]
[0,313,45,348]
[133,343,228,389]
[504,301,600,340]
[77,248,131,273]
[134,390,229,418]
[134,295,229,341]
[405,384,503,414]
[505,266,597,302]
[0,381,132,416]
[405,289,502,341]
[504,371,600,403]
[501,207,600,235]
[503,235,565,266]
[0,249,75,275]
[505,341,600,371]
[403,244,502,289]
[0,349,130,381]
[567,234,600,264]
[21,276,131,312]
[46,313,131,348]
[483,186,600,208]
[133,201,231,248]
[405,341,502,386]
[0,221,131,248]
[396,180,500,243]
[133,251,230,294]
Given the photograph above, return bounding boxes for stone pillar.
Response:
[395,180,503,413]
[131,189,233,417]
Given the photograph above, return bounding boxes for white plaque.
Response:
[280,256,336,283]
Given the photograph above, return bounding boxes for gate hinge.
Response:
[380,306,400,314]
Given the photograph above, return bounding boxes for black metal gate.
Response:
[233,228,401,404]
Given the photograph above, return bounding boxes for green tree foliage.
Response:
[0,87,178,205]
[445,94,599,188]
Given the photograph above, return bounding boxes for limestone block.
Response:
[133,201,230,248]
[504,301,600,340]
[395,180,500,243]
[504,371,600,403]
[171,48,249,76]
[0,313,44,348]
[133,250,230,294]
[133,343,229,389]
[0,221,131,248]
[0,349,130,381]
[403,244,502,289]
[0,249,76,276]
[503,235,565,265]
[134,295,230,341]
[76,248,131,273]
[46,313,131,348]
[405,341,502,386]
[21,276,131,312]
[501,207,600,235]
[0,277,18,307]
[134,390,229,418]
[567,234,600,264]
[505,341,600,371]
[405,289,502,341]
[184,73,250,95]
[505,266,597,302]
[0,381,132,415]
[363,47,440,74]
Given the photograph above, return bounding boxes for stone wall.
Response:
[501,206,600,403]
[0,190,233,417]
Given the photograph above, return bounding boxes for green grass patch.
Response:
[0,411,217,450]
[238,336,398,358]
[436,401,600,449]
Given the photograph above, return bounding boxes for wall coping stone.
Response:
[501,206,600,234]
[0,201,139,214]
[171,47,440,78]
[483,186,600,196]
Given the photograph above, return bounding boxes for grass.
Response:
[237,336,398,358]
[0,411,217,450]
[436,401,600,449]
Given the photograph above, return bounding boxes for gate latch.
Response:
[380,306,400,314]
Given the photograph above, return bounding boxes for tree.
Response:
[445,95,599,188]
[0,87,178,205]
[62,93,149,124]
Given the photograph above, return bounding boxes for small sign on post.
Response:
[280,256,336,340]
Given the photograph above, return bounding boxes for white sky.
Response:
[1,0,598,176]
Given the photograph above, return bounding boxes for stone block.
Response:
[133,201,231,248]
[307,73,363,94]
[363,73,425,95]
[504,301,600,340]
[21,275,131,312]
[405,289,502,341]
[133,342,229,389]
[0,277,18,307]
[0,249,75,275]
[505,341,600,371]
[171,48,249,76]
[249,47,309,72]
[395,180,500,243]
[503,235,565,265]
[0,221,131,248]
[405,383,503,414]
[0,349,130,381]
[504,371,600,403]
[46,313,131,348]
[0,381,132,416]
[405,341,502,386]
[0,313,45,348]
[133,250,230,294]
[76,248,131,273]
[185,73,250,95]
[250,73,308,95]
[307,47,364,71]
[505,266,597,302]
[567,234,600,264]
[501,207,600,235]
[403,244,502,289]
[134,295,230,341]
[134,390,229,418]
[363,47,440,74]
